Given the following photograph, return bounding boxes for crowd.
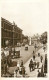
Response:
[29,49,47,77]
[1,45,47,77]
[10,46,47,77]
[13,60,26,77]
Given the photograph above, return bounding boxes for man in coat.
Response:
[29,59,34,72]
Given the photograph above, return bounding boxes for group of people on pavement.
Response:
[29,59,36,72]
[14,60,26,77]
[1,44,47,77]
[28,46,47,77]
[13,45,47,77]
[1,50,26,77]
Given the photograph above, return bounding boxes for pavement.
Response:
[24,47,47,77]
[11,45,34,64]
[7,46,34,71]
[2,42,47,78]
[7,45,47,77]
[8,45,34,75]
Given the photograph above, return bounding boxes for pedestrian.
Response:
[43,46,46,52]
[38,53,40,57]
[33,51,34,54]
[19,67,22,75]
[34,61,36,68]
[29,59,33,72]
[4,64,6,74]
[29,63,31,72]
[37,62,39,68]
[20,60,23,67]
[33,55,35,60]
[41,65,44,77]
[17,60,20,70]
[34,44,37,50]
[33,50,35,60]
[14,70,16,77]
[15,67,18,77]
[21,66,25,77]
[40,56,43,63]
[37,70,41,77]
[33,62,35,70]
[9,46,12,56]
[7,56,12,67]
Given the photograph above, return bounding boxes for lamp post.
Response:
[12,23,14,46]
[3,40,9,75]
[12,21,15,56]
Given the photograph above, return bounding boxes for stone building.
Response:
[1,17,22,47]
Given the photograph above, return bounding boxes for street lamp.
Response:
[12,21,15,46]
[12,21,15,56]
[2,40,9,75]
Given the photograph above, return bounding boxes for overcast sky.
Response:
[1,0,48,36]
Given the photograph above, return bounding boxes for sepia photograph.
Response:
[1,0,48,78]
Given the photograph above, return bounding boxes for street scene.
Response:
[1,0,48,78]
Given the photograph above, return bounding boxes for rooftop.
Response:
[1,17,23,31]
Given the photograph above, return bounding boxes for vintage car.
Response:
[11,47,20,58]
[15,50,20,58]
[25,44,28,50]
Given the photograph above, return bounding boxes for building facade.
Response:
[40,32,47,44]
[1,17,22,47]
[31,34,40,46]
[22,34,29,44]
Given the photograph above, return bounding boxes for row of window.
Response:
[1,30,13,38]
[1,38,21,47]
[14,33,21,38]
[1,38,13,47]
[1,21,22,34]
[1,29,22,39]
[1,21,13,31]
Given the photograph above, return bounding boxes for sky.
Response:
[1,0,48,36]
